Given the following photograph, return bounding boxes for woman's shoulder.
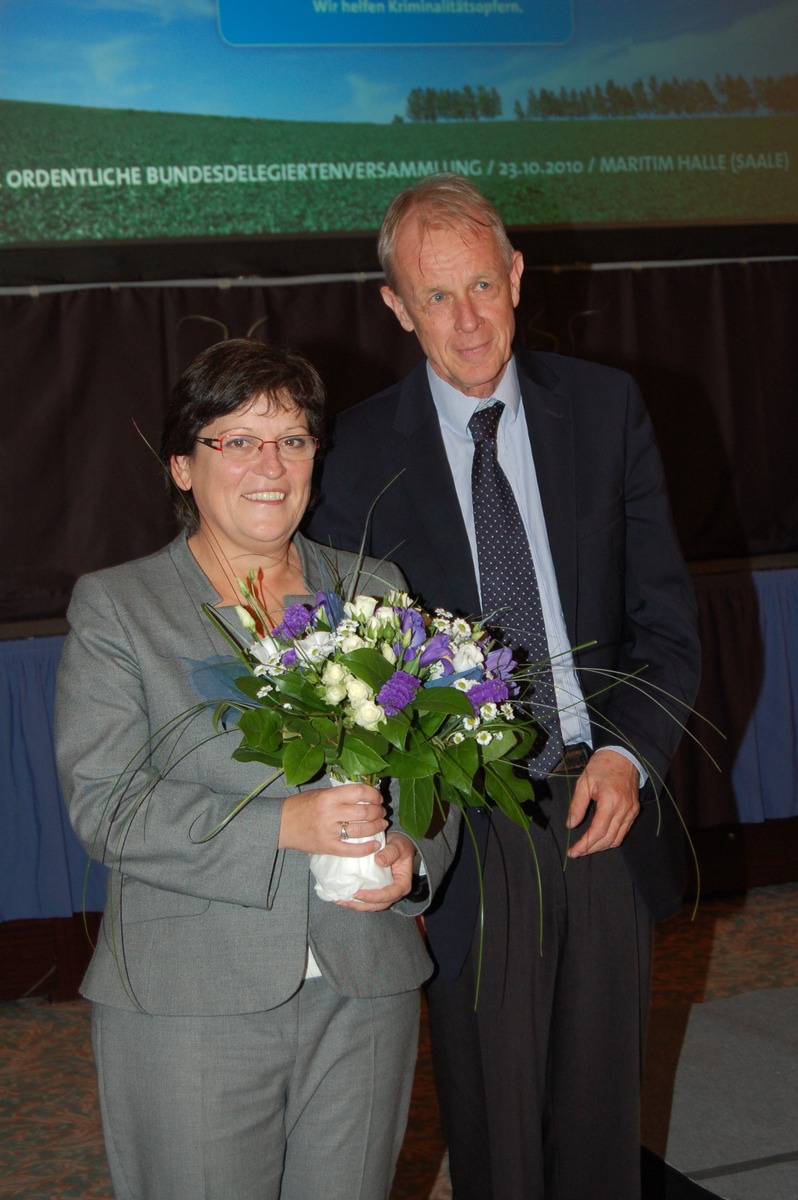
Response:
[68,535,203,612]
[296,533,407,599]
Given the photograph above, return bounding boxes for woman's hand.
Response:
[277,781,387,856]
[336,832,415,912]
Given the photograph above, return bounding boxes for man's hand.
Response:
[566,749,640,857]
[336,832,415,912]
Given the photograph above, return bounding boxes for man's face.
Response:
[381,212,523,399]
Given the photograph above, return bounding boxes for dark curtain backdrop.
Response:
[2,258,797,621]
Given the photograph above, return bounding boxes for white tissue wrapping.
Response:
[309,778,394,902]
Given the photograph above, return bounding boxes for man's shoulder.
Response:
[333,359,427,431]
[516,347,634,391]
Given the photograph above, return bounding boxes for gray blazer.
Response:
[56,533,458,1016]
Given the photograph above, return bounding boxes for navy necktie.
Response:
[468,401,563,778]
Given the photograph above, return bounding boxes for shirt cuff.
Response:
[598,745,648,788]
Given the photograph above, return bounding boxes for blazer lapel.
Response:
[518,354,579,638]
[390,364,481,616]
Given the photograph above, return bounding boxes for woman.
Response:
[56,339,457,1200]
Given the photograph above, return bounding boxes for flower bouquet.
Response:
[200,581,543,898]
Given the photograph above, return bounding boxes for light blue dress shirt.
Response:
[427,358,644,782]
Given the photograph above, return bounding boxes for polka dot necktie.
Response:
[468,401,563,778]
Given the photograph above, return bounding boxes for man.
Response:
[307,174,700,1199]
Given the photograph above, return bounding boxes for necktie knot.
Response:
[468,401,503,444]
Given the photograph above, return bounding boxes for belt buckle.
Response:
[548,742,590,778]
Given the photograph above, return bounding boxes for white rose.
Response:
[367,607,399,639]
[351,699,385,731]
[322,661,347,685]
[339,634,367,653]
[381,643,398,665]
[451,642,484,673]
[346,677,372,703]
[323,683,347,704]
[344,595,378,622]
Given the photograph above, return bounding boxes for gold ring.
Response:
[339,822,349,841]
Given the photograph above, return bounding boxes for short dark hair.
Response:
[160,338,326,530]
[378,173,514,291]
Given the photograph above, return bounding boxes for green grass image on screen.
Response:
[1,100,795,244]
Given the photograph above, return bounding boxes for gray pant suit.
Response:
[56,533,458,1200]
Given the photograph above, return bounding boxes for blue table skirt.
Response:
[670,566,798,827]
[2,567,797,922]
[0,636,107,922]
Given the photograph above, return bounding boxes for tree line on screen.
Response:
[401,73,798,122]
[403,85,502,122]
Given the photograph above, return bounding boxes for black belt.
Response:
[547,742,591,777]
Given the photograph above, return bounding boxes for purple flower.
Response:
[467,678,510,714]
[418,631,452,669]
[485,646,516,679]
[281,648,299,667]
[274,604,312,640]
[311,589,346,630]
[399,608,427,661]
[376,670,421,716]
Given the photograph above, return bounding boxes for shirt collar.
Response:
[427,356,520,438]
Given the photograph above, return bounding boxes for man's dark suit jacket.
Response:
[307,350,701,972]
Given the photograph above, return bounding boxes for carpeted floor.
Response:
[1,883,797,1200]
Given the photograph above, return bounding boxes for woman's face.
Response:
[170,393,315,564]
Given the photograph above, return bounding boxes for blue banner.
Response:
[219,0,573,47]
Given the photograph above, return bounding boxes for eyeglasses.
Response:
[196,433,319,463]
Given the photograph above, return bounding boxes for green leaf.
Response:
[232,745,283,768]
[233,673,270,702]
[385,735,439,778]
[380,713,410,750]
[436,737,479,793]
[479,727,524,762]
[398,775,435,839]
[510,726,540,759]
[340,647,394,690]
[417,709,447,737]
[283,738,326,786]
[311,716,340,744]
[439,776,482,811]
[273,672,323,709]
[484,760,535,827]
[338,732,390,778]
[237,708,282,754]
[348,726,390,755]
[414,688,474,716]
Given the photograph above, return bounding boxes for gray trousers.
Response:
[92,977,420,1200]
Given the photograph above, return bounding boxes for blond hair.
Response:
[377,173,514,290]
